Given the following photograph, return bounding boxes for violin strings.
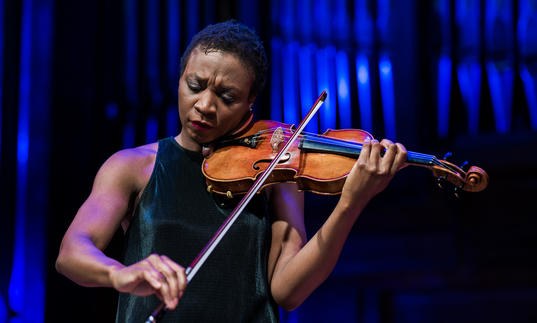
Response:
[248,129,466,177]
[253,129,439,163]
[256,128,432,156]
[248,128,470,176]
[255,129,366,149]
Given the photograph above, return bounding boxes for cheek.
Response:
[177,100,192,124]
[177,80,194,103]
[218,106,250,131]
[178,89,195,115]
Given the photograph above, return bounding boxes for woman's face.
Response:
[176,47,255,151]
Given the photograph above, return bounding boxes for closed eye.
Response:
[188,82,202,93]
[220,93,236,105]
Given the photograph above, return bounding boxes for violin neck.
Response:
[299,136,438,167]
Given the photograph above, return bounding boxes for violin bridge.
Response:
[270,127,285,153]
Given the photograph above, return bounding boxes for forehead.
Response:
[184,47,253,86]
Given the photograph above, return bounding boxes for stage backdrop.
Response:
[1,0,537,322]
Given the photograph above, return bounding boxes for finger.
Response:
[142,270,162,291]
[358,139,372,165]
[391,143,408,174]
[147,255,176,309]
[142,263,168,304]
[156,255,181,306]
[380,140,397,174]
[157,256,179,300]
[379,138,394,147]
[380,139,396,158]
[161,255,187,297]
[369,139,381,169]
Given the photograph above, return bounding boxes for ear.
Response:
[248,95,257,108]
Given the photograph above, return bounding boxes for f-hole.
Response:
[252,153,291,170]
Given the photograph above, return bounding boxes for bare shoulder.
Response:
[62,142,161,248]
[106,142,158,166]
[94,142,159,194]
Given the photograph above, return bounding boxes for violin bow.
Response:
[144,91,328,322]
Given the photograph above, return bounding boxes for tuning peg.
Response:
[443,152,453,160]
[453,185,464,198]
[459,161,469,171]
[437,176,446,189]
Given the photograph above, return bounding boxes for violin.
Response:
[202,120,489,198]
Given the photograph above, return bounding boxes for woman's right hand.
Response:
[110,254,187,310]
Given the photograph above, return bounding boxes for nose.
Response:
[194,90,217,117]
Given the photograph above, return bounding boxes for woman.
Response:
[56,20,407,322]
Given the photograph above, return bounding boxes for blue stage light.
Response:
[10,1,52,322]
[270,38,283,122]
[379,55,396,139]
[282,42,300,125]
[358,64,369,85]
[317,46,337,131]
[520,66,537,130]
[0,292,6,322]
[186,1,199,44]
[299,44,318,133]
[356,54,373,133]
[146,117,159,143]
[146,0,162,106]
[166,106,180,136]
[457,61,481,135]
[486,61,513,133]
[105,102,119,120]
[167,0,180,86]
[11,0,32,314]
[336,50,351,128]
[437,55,452,138]
[124,0,139,105]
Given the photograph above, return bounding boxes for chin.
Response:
[190,131,215,146]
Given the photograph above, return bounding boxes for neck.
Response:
[299,135,437,167]
[175,132,203,152]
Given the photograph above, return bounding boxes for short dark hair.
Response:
[179,20,268,98]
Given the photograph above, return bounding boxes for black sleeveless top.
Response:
[116,137,279,322]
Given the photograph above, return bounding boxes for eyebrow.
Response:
[187,75,207,86]
[215,84,240,94]
[187,74,241,94]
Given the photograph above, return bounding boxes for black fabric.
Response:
[116,137,279,323]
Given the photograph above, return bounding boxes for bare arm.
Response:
[55,147,186,310]
[268,139,407,311]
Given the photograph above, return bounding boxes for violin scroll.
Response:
[431,159,489,194]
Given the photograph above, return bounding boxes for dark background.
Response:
[1,0,537,322]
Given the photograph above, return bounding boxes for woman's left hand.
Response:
[339,138,407,211]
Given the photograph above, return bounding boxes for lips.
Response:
[191,120,213,130]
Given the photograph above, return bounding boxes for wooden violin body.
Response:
[202,120,489,197]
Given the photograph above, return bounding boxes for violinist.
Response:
[55,20,407,322]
